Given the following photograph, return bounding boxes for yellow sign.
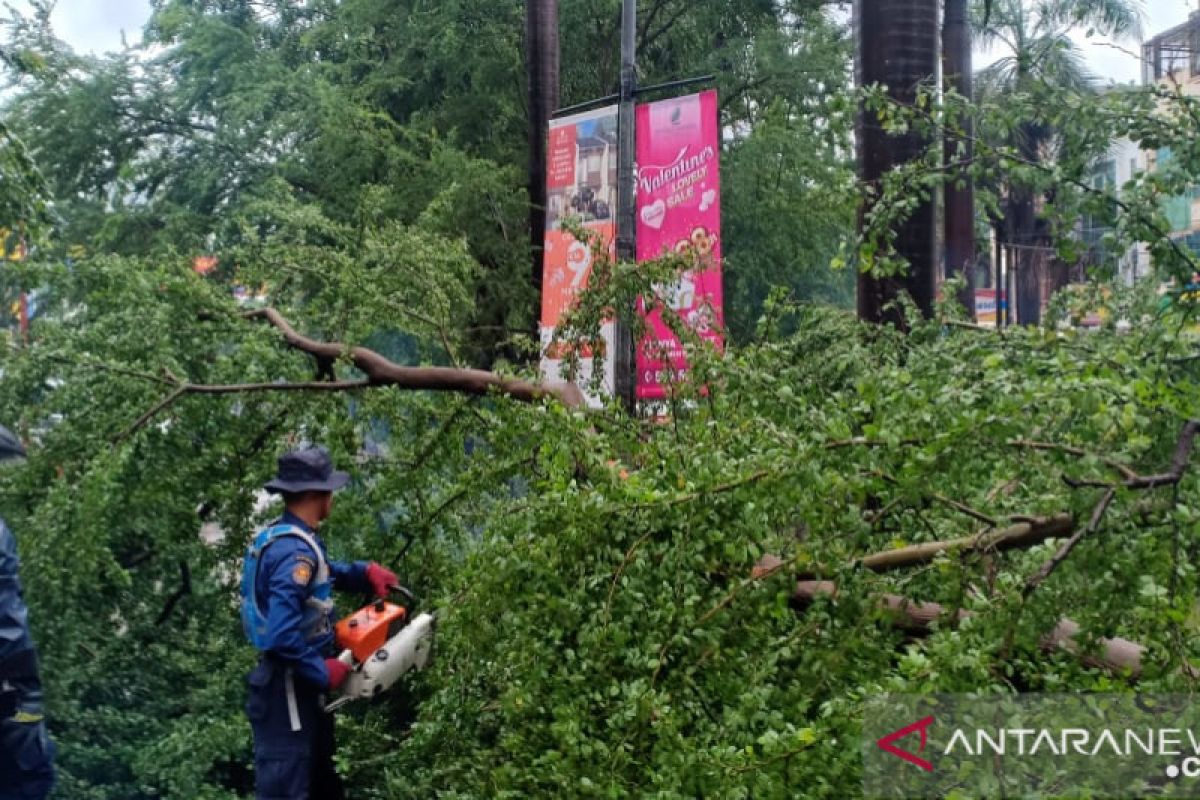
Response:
[0,228,25,261]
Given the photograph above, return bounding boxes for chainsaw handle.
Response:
[361,585,417,614]
[389,584,417,607]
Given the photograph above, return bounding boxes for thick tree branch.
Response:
[753,516,1074,582]
[243,307,583,406]
[118,307,586,443]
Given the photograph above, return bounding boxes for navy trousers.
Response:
[0,683,55,800]
[246,658,345,800]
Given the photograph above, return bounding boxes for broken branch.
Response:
[1123,419,1200,489]
[790,580,1146,678]
[118,305,588,442]
[244,307,582,406]
[853,514,1073,575]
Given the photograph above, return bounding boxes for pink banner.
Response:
[635,89,723,400]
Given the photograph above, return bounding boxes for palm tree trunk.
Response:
[526,0,560,329]
[856,0,940,327]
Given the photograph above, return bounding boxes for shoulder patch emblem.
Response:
[292,560,314,585]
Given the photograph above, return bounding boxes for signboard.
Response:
[634,90,724,400]
[539,105,619,407]
[974,288,1006,328]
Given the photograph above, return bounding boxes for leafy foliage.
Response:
[11,248,1200,797]
[7,2,1200,799]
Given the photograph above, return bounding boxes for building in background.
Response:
[1143,13,1200,90]
[1081,136,1145,286]
[1142,14,1200,266]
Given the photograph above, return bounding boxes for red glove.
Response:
[325,658,351,691]
[365,562,398,599]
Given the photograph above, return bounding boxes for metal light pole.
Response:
[546,0,709,412]
[943,0,975,317]
[614,0,638,414]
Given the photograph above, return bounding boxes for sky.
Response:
[9,0,1200,86]
[21,0,153,54]
[1018,0,1200,86]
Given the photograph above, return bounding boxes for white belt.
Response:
[284,668,301,732]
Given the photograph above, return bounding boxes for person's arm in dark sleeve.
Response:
[261,544,330,688]
[330,559,370,594]
[0,520,35,663]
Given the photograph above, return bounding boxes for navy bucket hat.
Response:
[264,446,350,494]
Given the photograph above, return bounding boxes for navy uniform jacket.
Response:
[254,511,370,687]
[0,518,37,674]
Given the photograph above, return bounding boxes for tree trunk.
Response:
[856,0,940,327]
[526,0,560,332]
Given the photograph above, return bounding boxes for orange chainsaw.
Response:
[324,586,435,712]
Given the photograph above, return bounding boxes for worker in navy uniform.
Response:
[241,445,397,800]
[0,425,55,800]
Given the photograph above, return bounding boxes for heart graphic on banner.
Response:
[640,199,666,230]
[699,189,716,212]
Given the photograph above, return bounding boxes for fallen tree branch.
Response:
[852,514,1073,575]
[1061,475,1117,489]
[117,305,588,442]
[943,319,991,332]
[789,580,1146,677]
[183,379,370,394]
[1124,419,1200,489]
[749,424,1200,680]
[1048,420,1199,491]
[244,307,583,406]
[1009,439,1139,481]
[1023,488,1116,599]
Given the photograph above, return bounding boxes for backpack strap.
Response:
[248,525,331,622]
[253,524,329,584]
